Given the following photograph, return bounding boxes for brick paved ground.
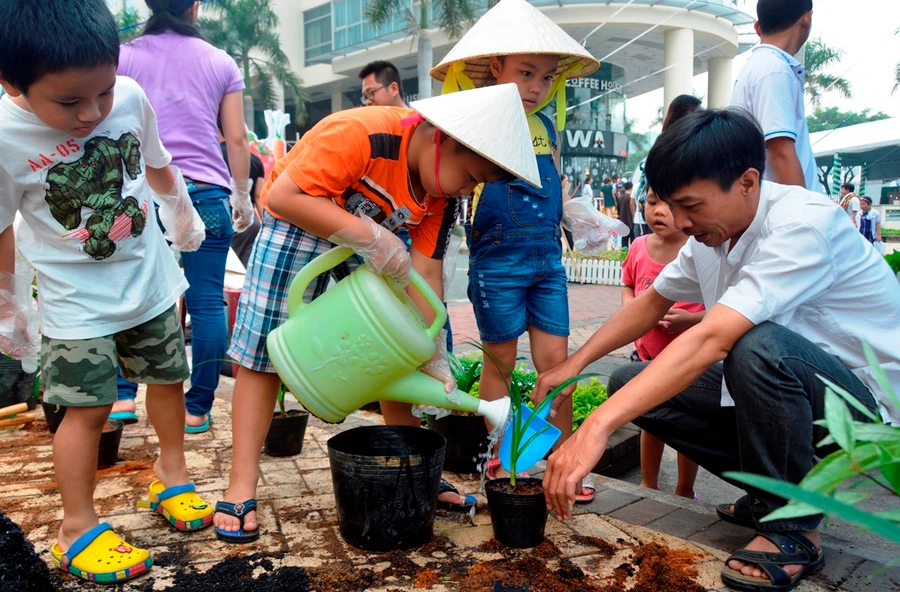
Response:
[0,282,897,590]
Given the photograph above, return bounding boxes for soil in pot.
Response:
[328,425,445,551]
[427,413,489,474]
[0,509,61,591]
[98,418,124,470]
[485,478,548,549]
[41,401,66,434]
[264,409,309,457]
[0,358,38,411]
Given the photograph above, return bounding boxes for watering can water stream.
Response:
[266,247,511,430]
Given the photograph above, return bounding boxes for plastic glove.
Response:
[152,167,206,252]
[562,197,631,254]
[230,178,255,233]
[419,329,456,395]
[0,271,40,371]
[328,215,411,286]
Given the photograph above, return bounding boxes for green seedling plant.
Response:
[472,343,597,487]
[726,343,900,552]
[449,352,483,395]
[885,251,900,276]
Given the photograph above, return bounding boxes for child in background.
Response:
[858,196,882,247]
[621,189,705,498]
[0,0,209,582]
[430,0,599,497]
[216,84,540,541]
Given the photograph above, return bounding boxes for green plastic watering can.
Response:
[266,247,511,430]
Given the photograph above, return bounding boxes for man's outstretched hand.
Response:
[532,359,580,419]
[543,414,609,520]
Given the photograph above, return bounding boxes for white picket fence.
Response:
[563,257,624,286]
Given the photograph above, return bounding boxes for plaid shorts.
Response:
[42,305,189,407]
[227,210,360,372]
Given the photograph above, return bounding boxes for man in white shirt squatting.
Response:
[534,109,900,592]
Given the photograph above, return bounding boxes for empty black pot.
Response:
[485,478,548,548]
[98,419,124,470]
[0,359,37,411]
[264,410,309,457]
[427,413,489,474]
[41,401,66,434]
[328,425,445,551]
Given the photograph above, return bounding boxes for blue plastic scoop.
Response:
[498,403,561,473]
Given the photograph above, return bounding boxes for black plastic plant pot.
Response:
[264,410,309,457]
[0,358,38,411]
[328,425,445,551]
[485,478,549,548]
[427,413,489,474]
[98,419,124,470]
[41,401,66,434]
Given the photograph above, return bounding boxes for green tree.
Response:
[197,0,307,128]
[894,28,900,94]
[115,7,142,44]
[366,0,483,101]
[807,106,891,133]
[804,38,852,108]
[623,116,648,172]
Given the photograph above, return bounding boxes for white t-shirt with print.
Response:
[0,76,188,340]
[654,181,900,425]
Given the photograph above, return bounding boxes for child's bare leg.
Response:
[674,453,699,499]
[145,383,190,487]
[214,368,280,534]
[528,327,570,446]
[54,404,112,550]
[640,431,665,490]
[480,339,518,478]
[379,401,419,427]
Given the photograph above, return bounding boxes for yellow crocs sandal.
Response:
[137,479,214,531]
[50,523,152,583]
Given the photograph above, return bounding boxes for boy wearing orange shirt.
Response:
[215,84,540,542]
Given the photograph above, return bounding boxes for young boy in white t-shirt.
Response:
[0,0,210,583]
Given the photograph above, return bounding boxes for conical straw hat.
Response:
[430,0,599,88]
[411,84,540,187]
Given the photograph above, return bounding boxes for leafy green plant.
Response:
[570,248,628,261]
[883,228,900,237]
[572,378,608,431]
[449,352,482,395]
[726,344,900,546]
[472,343,597,486]
[885,251,900,275]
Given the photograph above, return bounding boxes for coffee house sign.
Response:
[565,77,623,94]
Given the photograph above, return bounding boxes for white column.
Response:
[663,28,694,114]
[331,87,344,114]
[707,57,733,108]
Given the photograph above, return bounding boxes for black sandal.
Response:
[717,494,756,529]
[721,531,825,591]
[214,500,260,543]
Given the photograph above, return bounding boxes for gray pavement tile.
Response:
[608,497,679,526]
[646,507,720,538]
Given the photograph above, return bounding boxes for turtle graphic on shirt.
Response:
[44,133,146,260]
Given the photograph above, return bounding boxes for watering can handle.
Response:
[286,246,447,340]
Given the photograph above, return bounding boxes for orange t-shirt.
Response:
[260,106,459,259]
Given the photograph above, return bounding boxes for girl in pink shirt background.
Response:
[621,188,705,499]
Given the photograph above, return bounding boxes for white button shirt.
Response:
[731,45,821,193]
[655,182,900,425]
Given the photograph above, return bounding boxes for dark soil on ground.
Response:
[0,510,61,592]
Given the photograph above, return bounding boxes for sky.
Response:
[626,0,900,131]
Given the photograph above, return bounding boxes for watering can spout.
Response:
[378,372,511,432]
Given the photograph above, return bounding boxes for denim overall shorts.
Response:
[466,112,569,343]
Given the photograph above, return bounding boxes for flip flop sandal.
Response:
[485,458,530,480]
[716,494,757,529]
[720,531,825,592]
[214,500,260,543]
[137,480,214,531]
[436,479,476,512]
[185,413,211,434]
[109,411,139,425]
[50,523,152,583]
[575,478,596,504]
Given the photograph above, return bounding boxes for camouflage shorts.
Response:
[41,305,190,407]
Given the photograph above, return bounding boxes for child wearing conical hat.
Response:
[215,84,540,541]
[431,0,600,499]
